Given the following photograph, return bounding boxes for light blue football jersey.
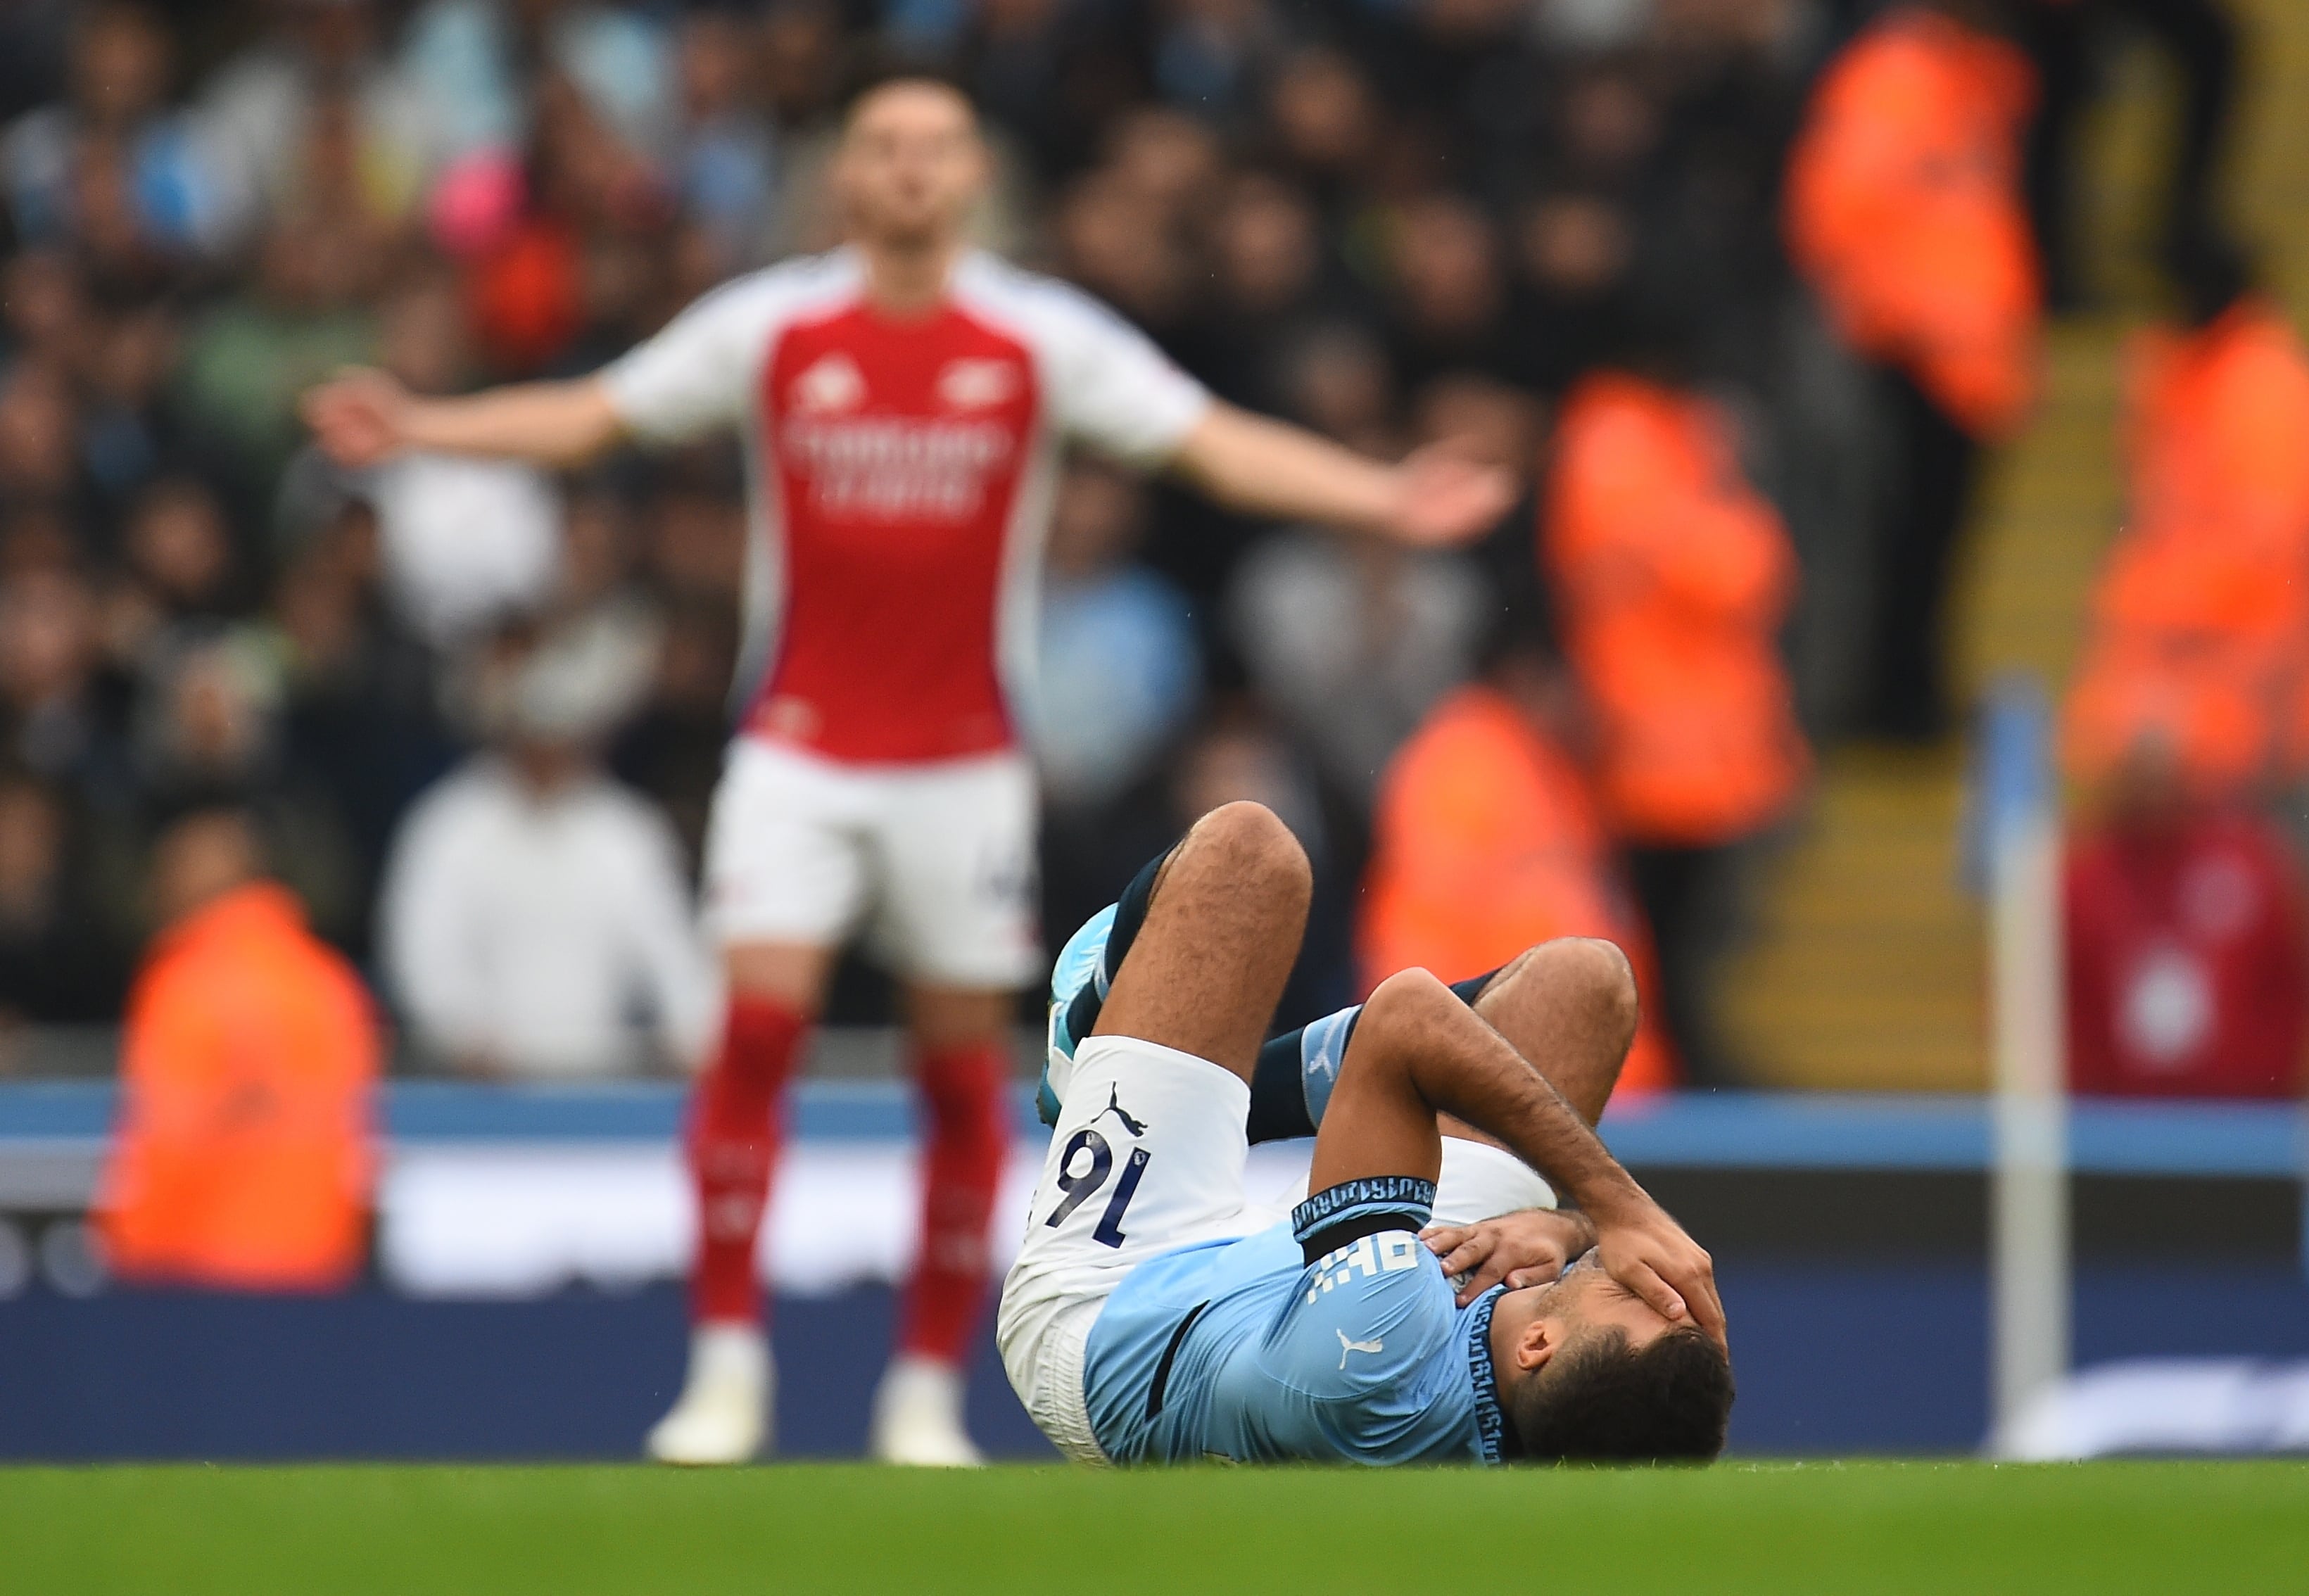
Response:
[1080,1179,1512,1467]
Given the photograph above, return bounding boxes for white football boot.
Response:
[645,1324,772,1465]
[868,1355,984,1467]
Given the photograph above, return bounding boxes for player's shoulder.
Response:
[676,248,867,331]
[951,249,1140,346]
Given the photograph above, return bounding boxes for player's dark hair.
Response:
[840,54,979,125]
[1507,1326,1733,1463]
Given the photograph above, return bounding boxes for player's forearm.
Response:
[396,378,626,467]
[1169,403,1400,537]
[1350,971,1649,1219]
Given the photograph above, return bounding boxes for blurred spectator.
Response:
[1197,168,1334,412]
[251,497,455,943]
[1786,0,2042,740]
[0,564,133,808]
[2,2,229,262]
[0,361,90,528]
[1262,46,1386,226]
[2064,243,2309,802]
[2066,737,2307,1099]
[667,8,777,273]
[175,209,381,498]
[198,0,433,243]
[0,770,125,1029]
[1,246,90,372]
[400,0,673,174]
[134,633,362,947]
[1360,640,1677,1094]
[452,70,671,379]
[1034,459,1199,812]
[379,618,713,1079]
[2021,0,2239,310]
[116,475,242,627]
[1228,527,1484,812]
[1543,355,1809,1083]
[1383,191,1513,391]
[80,301,181,518]
[96,800,380,1290]
[1033,458,1201,951]
[1512,191,1636,397]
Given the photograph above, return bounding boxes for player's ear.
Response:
[1512,1315,1561,1375]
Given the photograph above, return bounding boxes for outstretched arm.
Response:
[1167,401,1513,548]
[301,369,626,470]
[1314,968,1723,1340]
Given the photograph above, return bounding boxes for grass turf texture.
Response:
[7,1461,2305,1594]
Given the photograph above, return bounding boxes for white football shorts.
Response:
[700,737,1042,989]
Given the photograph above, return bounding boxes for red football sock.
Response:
[896,1039,1013,1365]
[686,996,811,1327]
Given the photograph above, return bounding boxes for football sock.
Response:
[1059,842,1173,1050]
[897,1038,1012,1364]
[1247,1025,1324,1143]
[686,994,811,1326]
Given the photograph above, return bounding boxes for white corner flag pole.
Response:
[1985,679,2070,1455]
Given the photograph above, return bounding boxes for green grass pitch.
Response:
[7,1460,2305,1594]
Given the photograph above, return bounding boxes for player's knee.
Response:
[1358,965,1458,1049]
[1533,937,1640,1048]
[1188,801,1311,905]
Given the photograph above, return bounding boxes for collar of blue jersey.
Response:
[1465,1284,1518,1464]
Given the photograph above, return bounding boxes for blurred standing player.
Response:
[304,77,1510,1465]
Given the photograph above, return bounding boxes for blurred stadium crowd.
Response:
[0,0,2296,1107]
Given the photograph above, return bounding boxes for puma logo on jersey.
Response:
[937,357,1020,410]
[792,352,866,414]
[1094,1085,1146,1138]
[1337,1329,1385,1369]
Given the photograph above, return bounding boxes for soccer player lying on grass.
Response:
[999,801,1732,1467]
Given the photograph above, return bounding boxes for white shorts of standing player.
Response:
[702,737,1042,987]
[647,737,1043,1467]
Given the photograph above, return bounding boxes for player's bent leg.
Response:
[1308,966,1618,1201]
[999,804,1312,1462]
[647,940,835,1467]
[873,982,1014,1468]
[1463,937,1639,1128]
[1091,801,1310,1083]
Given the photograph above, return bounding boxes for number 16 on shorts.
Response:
[1044,1129,1151,1248]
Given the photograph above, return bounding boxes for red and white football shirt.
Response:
[602,248,1210,765]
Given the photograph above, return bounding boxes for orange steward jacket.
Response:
[1360,685,1676,1093]
[99,882,380,1291]
[1545,372,1809,847]
[2064,299,2309,795]
[1785,5,2042,439]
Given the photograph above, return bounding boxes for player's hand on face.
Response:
[1421,1209,1598,1308]
[1386,443,1515,547]
[1590,1198,1726,1345]
[301,367,412,468]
